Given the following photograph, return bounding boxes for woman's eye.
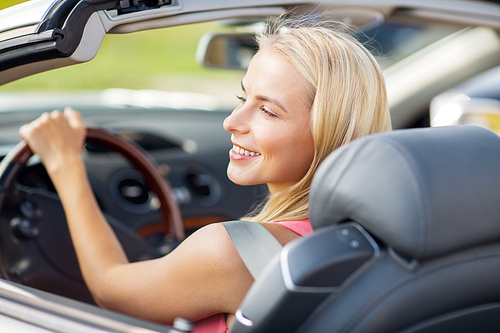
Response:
[236,95,246,102]
[260,107,277,118]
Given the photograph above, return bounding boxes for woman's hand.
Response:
[19,107,86,175]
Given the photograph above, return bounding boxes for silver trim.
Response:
[235,308,253,327]
[0,295,157,333]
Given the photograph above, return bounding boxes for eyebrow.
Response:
[241,82,288,113]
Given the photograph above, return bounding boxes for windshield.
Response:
[359,20,458,70]
[0,1,460,113]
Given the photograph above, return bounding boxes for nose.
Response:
[223,105,251,134]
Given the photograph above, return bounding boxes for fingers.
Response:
[20,111,53,142]
[21,109,83,132]
[64,107,87,144]
[19,108,86,160]
[64,107,84,128]
[20,109,66,139]
[19,123,30,141]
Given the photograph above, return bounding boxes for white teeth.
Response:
[232,145,260,156]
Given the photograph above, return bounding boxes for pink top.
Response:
[193,220,312,333]
[268,219,313,237]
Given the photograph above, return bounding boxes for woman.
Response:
[19,18,391,332]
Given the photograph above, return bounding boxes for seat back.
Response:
[231,126,500,333]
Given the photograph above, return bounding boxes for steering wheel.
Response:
[0,127,184,303]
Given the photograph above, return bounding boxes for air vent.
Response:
[109,169,154,213]
[118,178,149,204]
[177,163,221,207]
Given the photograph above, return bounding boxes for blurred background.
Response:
[0,0,244,108]
[4,0,500,129]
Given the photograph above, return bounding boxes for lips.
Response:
[231,144,261,156]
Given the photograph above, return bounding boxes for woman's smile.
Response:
[229,143,261,161]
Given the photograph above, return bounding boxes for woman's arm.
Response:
[19,109,254,324]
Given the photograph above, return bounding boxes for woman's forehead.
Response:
[242,48,312,112]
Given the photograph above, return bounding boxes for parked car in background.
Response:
[0,0,500,332]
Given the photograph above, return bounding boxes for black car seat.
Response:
[230,125,500,333]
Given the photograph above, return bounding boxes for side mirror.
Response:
[196,33,258,70]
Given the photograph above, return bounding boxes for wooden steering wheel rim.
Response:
[2,126,185,241]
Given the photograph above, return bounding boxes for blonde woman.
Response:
[19,18,391,333]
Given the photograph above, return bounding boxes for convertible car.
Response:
[0,0,500,332]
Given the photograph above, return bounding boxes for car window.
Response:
[0,2,461,114]
[0,20,244,111]
[356,21,459,69]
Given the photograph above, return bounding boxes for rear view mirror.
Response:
[196,33,258,70]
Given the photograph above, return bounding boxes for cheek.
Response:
[264,126,314,175]
[288,133,315,176]
[285,120,315,174]
[255,125,290,159]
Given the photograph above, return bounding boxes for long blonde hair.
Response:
[244,18,392,222]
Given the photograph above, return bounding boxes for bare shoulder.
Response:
[177,222,242,263]
[104,222,304,323]
[99,222,254,323]
[118,222,300,322]
[165,222,254,313]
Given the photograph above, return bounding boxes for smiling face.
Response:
[223,47,315,194]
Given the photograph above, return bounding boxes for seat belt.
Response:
[222,221,283,279]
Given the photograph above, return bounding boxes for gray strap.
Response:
[222,221,283,279]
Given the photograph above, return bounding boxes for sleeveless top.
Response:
[193,220,313,333]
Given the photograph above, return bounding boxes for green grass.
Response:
[1,23,241,91]
[0,0,24,10]
[0,0,243,97]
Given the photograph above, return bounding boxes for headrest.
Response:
[310,126,500,260]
